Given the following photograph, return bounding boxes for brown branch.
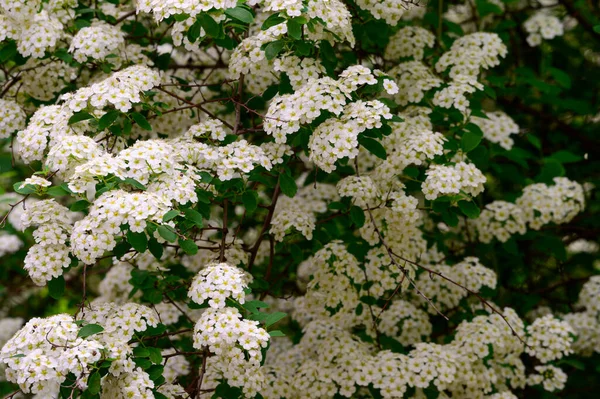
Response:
[247,181,280,271]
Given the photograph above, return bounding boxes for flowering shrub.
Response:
[0,0,599,398]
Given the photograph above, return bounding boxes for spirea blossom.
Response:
[471,111,520,150]
[188,262,251,308]
[474,201,528,243]
[525,314,574,363]
[0,99,26,138]
[422,162,486,200]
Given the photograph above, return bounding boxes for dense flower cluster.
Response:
[524,10,564,47]
[474,200,528,243]
[471,111,520,150]
[188,262,251,308]
[0,99,26,139]
[422,162,486,200]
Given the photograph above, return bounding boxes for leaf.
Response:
[461,130,483,153]
[48,276,65,300]
[225,7,254,24]
[77,324,104,338]
[262,13,285,30]
[549,67,572,89]
[458,200,480,219]
[131,112,152,131]
[279,173,297,198]
[287,19,302,40]
[264,40,285,60]
[179,238,198,255]
[133,347,150,357]
[198,13,220,38]
[183,207,204,227]
[187,19,202,43]
[358,136,387,159]
[148,347,163,364]
[243,300,270,314]
[87,372,101,395]
[98,110,120,130]
[550,150,582,163]
[157,225,178,243]
[268,330,286,337]
[70,200,90,212]
[265,312,287,328]
[242,191,258,214]
[13,182,36,195]
[0,41,17,63]
[47,185,69,197]
[350,205,366,228]
[163,209,181,222]
[148,237,163,260]
[68,112,95,125]
[122,177,147,190]
[127,230,148,253]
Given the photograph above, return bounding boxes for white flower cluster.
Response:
[0,232,22,257]
[386,62,442,106]
[473,201,528,243]
[19,59,78,101]
[0,99,26,139]
[422,162,486,200]
[576,275,600,316]
[436,32,508,78]
[70,190,171,264]
[61,65,161,112]
[524,11,564,47]
[527,365,568,391]
[69,20,125,63]
[389,191,421,223]
[525,314,574,363]
[355,0,421,26]
[384,26,435,61]
[516,177,585,229]
[375,300,432,346]
[270,207,317,242]
[433,75,484,112]
[193,307,270,396]
[136,0,237,21]
[20,200,74,285]
[0,314,103,396]
[188,262,251,308]
[415,257,497,313]
[471,111,520,150]
[0,0,70,58]
[337,176,380,207]
[101,368,156,399]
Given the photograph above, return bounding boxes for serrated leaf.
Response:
[131,112,152,131]
[350,205,365,228]
[98,110,120,130]
[183,207,204,227]
[279,173,297,198]
[157,225,178,243]
[458,200,480,219]
[68,112,94,125]
[358,136,387,159]
[127,230,148,253]
[77,324,104,338]
[179,238,198,255]
[48,276,65,299]
[265,312,287,327]
[225,7,254,24]
[264,40,285,60]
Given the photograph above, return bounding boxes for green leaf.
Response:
[198,13,220,37]
[225,7,254,24]
[131,112,152,131]
[265,312,287,328]
[179,238,198,255]
[70,200,90,212]
[242,191,258,214]
[87,372,101,395]
[264,40,285,60]
[77,324,104,338]
[358,136,387,159]
[461,130,483,153]
[550,150,582,163]
[68,112,95,125]
[127,230,148,253]
[13,182,36,195]
[279,173,297,198]
[187,19,202,43]
[458,200,480,219]
[148,237,163,260]
[122,178,147,190]
[549,67,572,89]
[163,210,181,222]
[183,208,204,227]
[148,347,163,364]
[0,41,17,63]
[268,330,286,337]
[243,300,269,314]
[133,347,150,357]
[287,19,302,40]
[262,14,285,30]
[157,225,178,243]
[98,110,120,130]
[48,276,65,300]
[594,25,600,34]
[47,185,69,197]
[350,205,366,228]
[526,134,541,149]
[537,158,565,183]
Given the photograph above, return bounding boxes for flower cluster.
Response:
[188,262,251,308]
[527,365,568,391]
[436,32,508,77]
[384,26,436,61]
[525,314,574,363]
[471,111,520,150]
[0,232,22,257]
[474,200,528,243]
[136,0,237,21]
[386,62,442,106]
[422,162,486,200]
[524,11,564,47]
[69,21,125,63]
[0,99,26,139]
[0,314,103,395]
[337,176,380,207]
[355,0,421,26]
